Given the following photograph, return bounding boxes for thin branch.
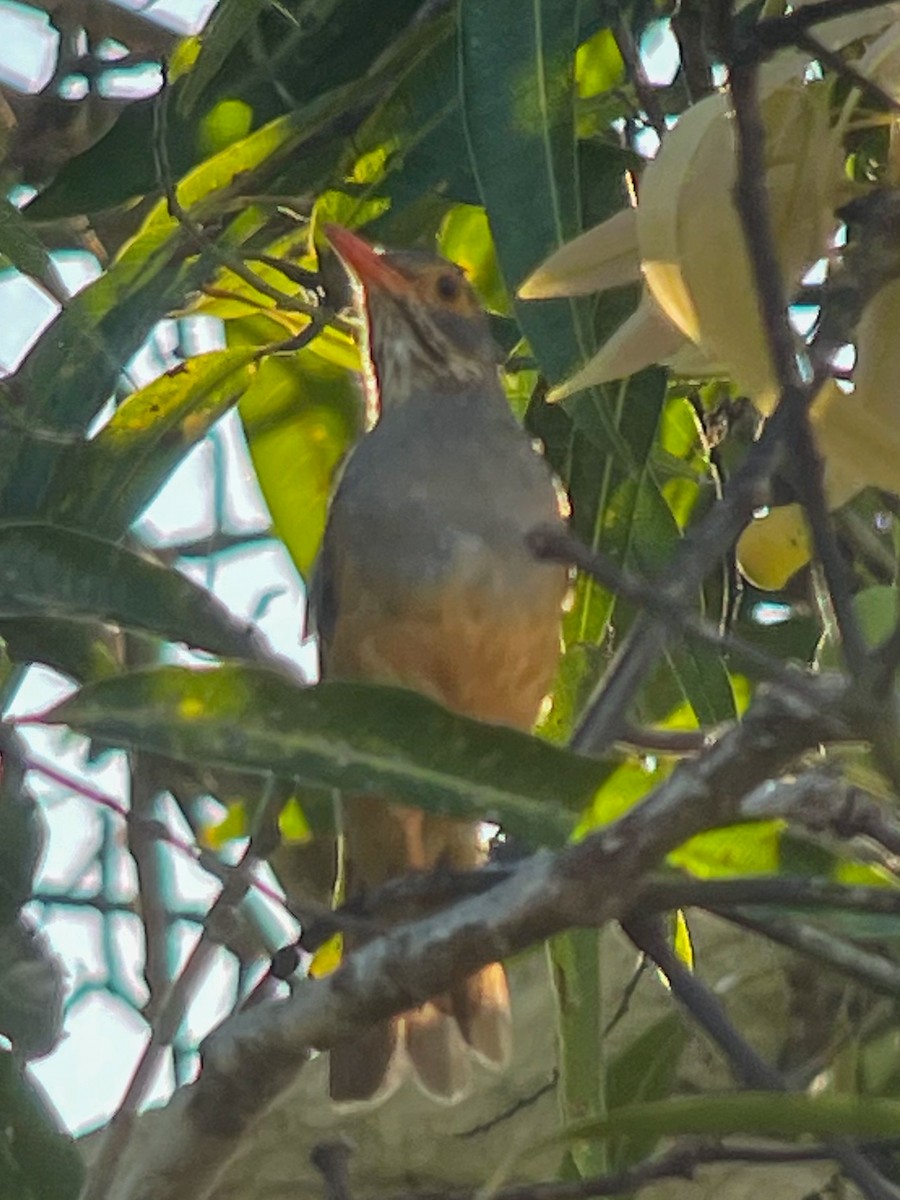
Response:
[639,875,900,919]
[529,527,821,703]
[386,1137,900,1200]
[93,674,852,1200]
[720,16,869,677]
[152,64,326,325]
[82,841,263,1200]
[798,31,900,115]
[624,914,900,1200]
[738,768,900,859]
[617,724,711,754]
[613,19,667,140]
[723,908,900,999]
[747,0,898,62]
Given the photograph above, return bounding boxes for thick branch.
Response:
[95,674,850,1200]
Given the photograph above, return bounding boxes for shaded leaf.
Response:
[177,0,270,117]
[550,929,607,1177]
[41,666,611,845]
[459,0,633,468]
[0,200,66,302]
[0,617,120,682]
[605,1013,687,1169]
[563,1090,900,1143]
[0,921,64,1060]
[0,1050,83,1200]
[0,733,43,921]
[0,523,260,659]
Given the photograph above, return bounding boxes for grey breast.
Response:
[310,385,563,651]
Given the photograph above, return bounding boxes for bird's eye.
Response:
[435,272,461,301]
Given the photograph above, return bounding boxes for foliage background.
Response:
[5,1,900,1199]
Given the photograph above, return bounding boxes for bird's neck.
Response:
[365,345,500,422]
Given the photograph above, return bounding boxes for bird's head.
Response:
[325,224,501,415]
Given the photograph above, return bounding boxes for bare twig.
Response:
[311,1140,355,1200]
[639,875,900,919]
[528,526,821,703]
[723,909,900,999]
[718,11,868,678]
[624,914,900,1200]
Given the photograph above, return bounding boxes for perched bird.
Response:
[313,224,567,1105]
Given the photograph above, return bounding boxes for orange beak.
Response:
[324,224,409,294]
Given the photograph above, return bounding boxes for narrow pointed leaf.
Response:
[564,1091,900,1143]
[0,523,260,659]
[0,200,66,302]
[49,349,258,535]
[458,0,633,467]
[40,665,611,845]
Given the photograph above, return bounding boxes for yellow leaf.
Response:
[309,933,343,979]
[201,801,248,850]
[736,503,813,591]
[278,797,312,845]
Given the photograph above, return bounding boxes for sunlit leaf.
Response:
[49,349,258,535]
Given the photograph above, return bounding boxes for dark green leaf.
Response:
[41,666,611,845]
[177,0,270,118]
[22,100,192,220]
[459,0,633,468]
[0,1049,83,1200]
[0,732,42,920]
[606,1013,687,1169]
[563,1090,900,1143]
[0,523,260,659]
[0,617,120,682]
[0,921,64,1060]
[0,200,66,302]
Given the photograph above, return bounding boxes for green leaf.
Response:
[0,1050,83,1200]
[177,0,270,117]
[40,666,611,846]
[0,735,42,921]
[239,340,361,576]
[605,1014,687,1169]
[0,618,120,683]
[49,348,258,535]
[458,0,633,468]
[22,100,194,221]
[0,200,66,302]
[563,1090,900,1143]
[206,0,426,124]
[0,523,260,659]
[4,113,313,521]
[357,17,481,233]
[550,929,607,1177]
[671,822,783,878]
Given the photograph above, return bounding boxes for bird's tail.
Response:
[329,963,511,1105]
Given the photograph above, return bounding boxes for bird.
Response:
[312,223,567,1105]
